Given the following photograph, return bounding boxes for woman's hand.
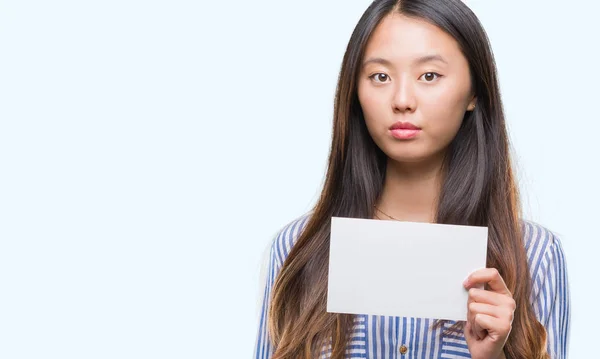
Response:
[462,268,515,359]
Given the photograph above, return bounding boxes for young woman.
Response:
[254,0,570,358]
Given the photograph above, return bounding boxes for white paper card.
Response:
[327,217,488,321]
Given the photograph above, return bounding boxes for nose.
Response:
[392,75,417,113]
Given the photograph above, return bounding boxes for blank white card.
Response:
[327,217,488,321]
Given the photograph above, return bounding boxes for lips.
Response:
[390,121,421,130]
[389,121,421,140]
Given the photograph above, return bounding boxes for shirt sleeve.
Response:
[531,235,571,359]
[253,237,282,359]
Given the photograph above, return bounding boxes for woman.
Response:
[254,0,570,358]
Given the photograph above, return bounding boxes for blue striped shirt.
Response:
[255,213,570,359]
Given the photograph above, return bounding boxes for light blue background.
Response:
[0,1,596,358]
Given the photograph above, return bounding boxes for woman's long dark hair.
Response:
[268,1,549,358]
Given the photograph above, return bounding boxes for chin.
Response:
[388,154,431,164]
[383,146,445,165]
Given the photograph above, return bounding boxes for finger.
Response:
[473,314,512,340]
[465,318,485,341]
[464,268,511,296]
[471,316,487,340]
[464,268,509,294]
[468,302,513,321]
[468,288,516,308]
[466,290,481,327]
[467,302,505,340]
[465,301,487,341]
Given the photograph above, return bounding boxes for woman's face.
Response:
[357,13,476,164]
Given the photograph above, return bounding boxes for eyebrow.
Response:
[362,54,448,68]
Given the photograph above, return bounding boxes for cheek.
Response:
[359,86,386,113]
[420,87,469,139]
[358,87,388,131]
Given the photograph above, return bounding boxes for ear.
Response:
[467,96,477,111]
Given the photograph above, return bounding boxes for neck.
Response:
[376,153,446,223]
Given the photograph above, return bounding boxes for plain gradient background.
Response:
[0,0,597,358]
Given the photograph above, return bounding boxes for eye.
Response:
[369,73,390,83]
[419,72,442,82]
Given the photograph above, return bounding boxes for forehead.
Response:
[363,13,465,65]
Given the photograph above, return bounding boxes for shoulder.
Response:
[520,220,570,341]
[269,212,313,269]
[520,220,568,283]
